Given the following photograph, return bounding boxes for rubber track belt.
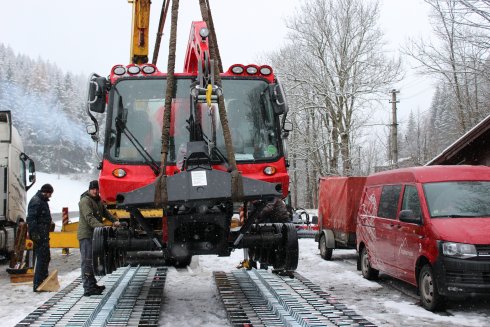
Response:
[214,269,377,327]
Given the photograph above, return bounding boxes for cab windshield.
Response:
[106,77,281,164]
[424,181,490,218]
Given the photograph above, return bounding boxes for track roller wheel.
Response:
[282,223,299,271]
[272,223,299,271]
[92,227,108,276]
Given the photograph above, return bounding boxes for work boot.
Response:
[83,287,103,297]
[95,284,106,291]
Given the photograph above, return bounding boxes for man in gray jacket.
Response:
[78,180,120,296]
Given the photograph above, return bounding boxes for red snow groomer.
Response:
[85,1,297,274]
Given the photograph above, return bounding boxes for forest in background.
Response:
[0,43,96,175]
[1,0,489,208]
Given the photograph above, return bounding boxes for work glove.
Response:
[30,231,41,242]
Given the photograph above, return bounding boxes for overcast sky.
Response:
[0,0,434,126]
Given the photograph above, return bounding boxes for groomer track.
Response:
[16,266,167,327]
[215,269,377,327]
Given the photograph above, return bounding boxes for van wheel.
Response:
[360,247,379,280]
[319,235,333,260]
[419,264,445,311]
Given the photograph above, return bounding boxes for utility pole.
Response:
[389,89,400,168]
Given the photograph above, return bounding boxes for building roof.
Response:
[426,114,490,166]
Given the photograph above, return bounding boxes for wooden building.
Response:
[427,114,490,166]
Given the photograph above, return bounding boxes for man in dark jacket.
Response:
[27,183,54,292]
[78,180,120,296]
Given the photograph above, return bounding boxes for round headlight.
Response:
[113,66,126,75]
[142,65,156,74]
[263,166,277,176]
[260,66,272,76]
[246,66,258,75]
[112,168,127,178]
[199,27,209,39]
[127,66,141,74]
[231,65,244,74]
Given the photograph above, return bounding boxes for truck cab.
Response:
[0,111,36,260]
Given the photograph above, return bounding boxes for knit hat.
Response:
[40,184,54,193]
[89,180,99,190]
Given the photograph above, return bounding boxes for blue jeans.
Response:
[79,238,98,291]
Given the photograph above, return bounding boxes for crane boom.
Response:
[129,0,151,64]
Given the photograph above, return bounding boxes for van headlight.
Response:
[442,242,477,259]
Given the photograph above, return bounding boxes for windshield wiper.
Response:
[113,88,160,176]
[201,131,230,169]
[118,124,160,176]
[431,214,478,218]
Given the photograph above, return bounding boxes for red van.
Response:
[356,165,490,311]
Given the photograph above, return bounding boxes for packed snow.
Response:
[1,173,488,326]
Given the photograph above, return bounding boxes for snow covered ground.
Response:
[1,173,488,326]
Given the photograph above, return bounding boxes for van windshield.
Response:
[424,181,490,218]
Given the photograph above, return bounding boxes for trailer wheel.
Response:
[419,264,445,311]
[360,247,378,280]
[319,235,333,260]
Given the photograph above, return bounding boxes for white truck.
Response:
[0,110,36,264]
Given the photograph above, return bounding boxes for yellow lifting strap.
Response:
[206,84,213,107]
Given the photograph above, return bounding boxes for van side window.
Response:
[378,185,402,219]
[401,185,422,219]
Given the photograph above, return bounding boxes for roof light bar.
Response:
[246,66,258,75]
[231,65,244,74]
[113,66,126,75]
[127,66,141,74]
[260,66,272,76]
[142,65,156,74]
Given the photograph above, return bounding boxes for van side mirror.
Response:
[399,210,422,224]
[269,83,289,115]
[86,124,97,135]
[282,121,293,132]
[311,215,319,225]
[87,75,108,113]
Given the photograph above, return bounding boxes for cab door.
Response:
[394,184,425,285]
[374,184,402,274]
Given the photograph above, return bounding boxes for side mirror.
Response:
[87,75,108,113]
[86,124,97,135]
[269,83,289,115]
[399,210,422,224]
[311,215,319,225]
[26,158,36,191]
[282,121,293,132]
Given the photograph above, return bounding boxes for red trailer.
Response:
[315,176,366,260]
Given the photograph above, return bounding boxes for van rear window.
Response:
[378,185,402,219]
[424,181,490,218]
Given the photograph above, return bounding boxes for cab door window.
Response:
[401,185,422,220]
[378,185,402,219]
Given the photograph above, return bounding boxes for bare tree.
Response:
[274,0,400,178]
[404,0,490,135]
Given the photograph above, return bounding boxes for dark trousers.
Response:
[33,239,51,291]
[79,238,98,291]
